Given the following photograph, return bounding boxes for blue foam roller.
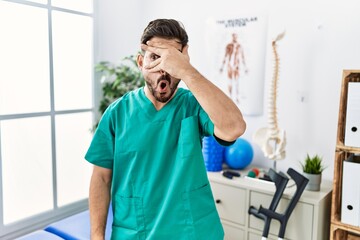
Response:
[202,136,225,172]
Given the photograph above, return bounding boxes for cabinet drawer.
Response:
[223,223,245,240]
[210,181,246,225]
[248,232,277,240]
[249,191,314,240]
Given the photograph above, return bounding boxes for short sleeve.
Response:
[198,106,214,137]
[84,110,114,169]
[198,104,235,147]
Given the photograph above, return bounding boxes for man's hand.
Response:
[141,38,246,141]
[141,40,195,80]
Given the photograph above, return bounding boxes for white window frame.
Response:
[0,0,97,239]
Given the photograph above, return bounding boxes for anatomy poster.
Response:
[205,16,268,116]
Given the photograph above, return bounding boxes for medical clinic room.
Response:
[1,0,360,239]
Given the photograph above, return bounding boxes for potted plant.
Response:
[300,154,326,191]
[93,54,144,130]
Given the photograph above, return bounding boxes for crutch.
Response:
[249,168,309,240]
[248,168,289,240]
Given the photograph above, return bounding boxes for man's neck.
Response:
[144,86,178,111]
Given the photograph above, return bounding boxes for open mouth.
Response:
[158,80,169,92]
[160,82,167,90]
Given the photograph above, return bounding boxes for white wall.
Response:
[95,0,143,62]
[96,0,360,181]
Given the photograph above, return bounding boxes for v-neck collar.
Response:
[138,87,184,121]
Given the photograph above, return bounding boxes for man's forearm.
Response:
[182,68,246,141]
[89,172,112,240]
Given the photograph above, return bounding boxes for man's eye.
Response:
[150,54,160,60]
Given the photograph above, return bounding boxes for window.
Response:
[0,0,94,238]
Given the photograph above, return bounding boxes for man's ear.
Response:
[137,53,144,69]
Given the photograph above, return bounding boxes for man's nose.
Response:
[159,69,167,75]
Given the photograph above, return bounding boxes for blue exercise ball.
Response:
[224,138,254,169]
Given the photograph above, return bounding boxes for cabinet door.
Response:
[223,223,245,240]
[210,182,247,225]
[249,191,314,240]
[248,232,277,240]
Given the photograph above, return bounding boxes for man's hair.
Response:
[141,19,188,48]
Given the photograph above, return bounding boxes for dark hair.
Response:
[141,19,188,48]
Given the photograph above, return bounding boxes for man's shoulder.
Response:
[106,88,142,112]
[174,88,200,110]
[176,88,195,100]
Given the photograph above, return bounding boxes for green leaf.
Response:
[300,154,326,174]
[92,54,145,132]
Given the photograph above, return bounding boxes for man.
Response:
[220,33,248,104]
[85,19,246,240]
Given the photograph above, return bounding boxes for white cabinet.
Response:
[249,191,313,240]
[208,170,332,240]
[211,182,247,226]
[223,223,245,240]
[248,232,276,240]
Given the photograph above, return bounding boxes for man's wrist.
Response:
[181,67,200,84]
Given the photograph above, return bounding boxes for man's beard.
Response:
[145,74,180,103]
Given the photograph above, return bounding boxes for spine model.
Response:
[253,32,286,161]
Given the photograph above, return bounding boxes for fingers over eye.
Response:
[147,40,177,52]
[141,44,156,53]
[146,65,160,72]
[145,58,161,69]
[141,43,162,55]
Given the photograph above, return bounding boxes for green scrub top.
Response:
[85,87,224,240]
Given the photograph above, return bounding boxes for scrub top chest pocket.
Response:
[179,116,202,159]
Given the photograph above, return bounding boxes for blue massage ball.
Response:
[224,138,254,169]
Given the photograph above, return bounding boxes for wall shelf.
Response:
[330,70,360,239]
